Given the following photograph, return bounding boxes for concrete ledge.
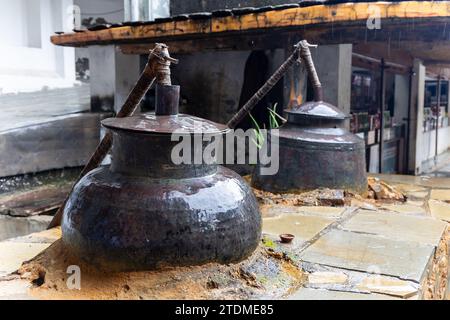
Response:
[0,113,101,177]
[0,215,52,242]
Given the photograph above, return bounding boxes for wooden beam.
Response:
[352,53,410,74]
[353,43,414,68]
[425,60,450,66]
[117,23,450,58]
[119,33,287,54]
[426,66,450,79]
[354,40,450,68]
[51,1,450,47]
[0,184,71,217]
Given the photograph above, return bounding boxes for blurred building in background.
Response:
[0,0,76,93]
[0,0,449,179]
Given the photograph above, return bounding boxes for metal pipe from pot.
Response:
[47,43,178,229]
[298,40,323,102]
[226,40,327,129]
[48,40,313,228]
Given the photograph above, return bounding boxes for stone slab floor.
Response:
[0,174,449,300]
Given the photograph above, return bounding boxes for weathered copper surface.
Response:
[252,103,367,193]
[155,84,180,115]
[62,165,260,271]
[48,44,178,229]
[62,85,261,271]
[285,100,346,120]
[252,41,367,194]
[251,122,367,194]
[102,113,228,135]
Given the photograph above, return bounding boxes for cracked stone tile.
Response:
[299,206,347,218]
[0,278,33,300]
[0,184,70,217]
[0,215,52,242]
[447,282,450,300]
[391,183,427,193]
[430,189,450,202]
[406,200,425,207]
[418,178,450,189]
[350,199,378,211]
[299,229,435,282]
[288,287,400,300]
[428,200,450,222]
[407,191,429,200]
[340,210,447,246]
[381,204,426,215]
[303,257,425,300]
[308,271,348,285]
[260,205,345,219]
[370,174,424,187]
[301,262,421,299]
[263,214,335,244]
[371,174,450,189]
[0,242,50,277]
[302,263,365,292]
[0,228,60,277]
[356,275,419,298]
[6,226,61,244]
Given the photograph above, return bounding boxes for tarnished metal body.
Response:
[253,42,367,194]
[252,101,367,194]
[62,84,261,271]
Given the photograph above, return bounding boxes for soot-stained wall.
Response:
[172,49,285,126]
[172,51,250,124]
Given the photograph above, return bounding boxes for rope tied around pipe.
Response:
[297,40,323,102]
[148,43,179,86]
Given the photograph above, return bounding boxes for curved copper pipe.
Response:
[299,40,323,102]
[47,43,178,229]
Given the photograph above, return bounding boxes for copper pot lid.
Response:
[285,101,346,120]
[273,127,363,145]
[102,113,229,135]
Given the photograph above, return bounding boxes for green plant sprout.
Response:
[249,112,264,149]
[249,103,285,149]
[267,103,286,128]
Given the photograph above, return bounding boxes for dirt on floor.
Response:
[13,176,448,300]
[251,176,406,208]
[17,239,304,300]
